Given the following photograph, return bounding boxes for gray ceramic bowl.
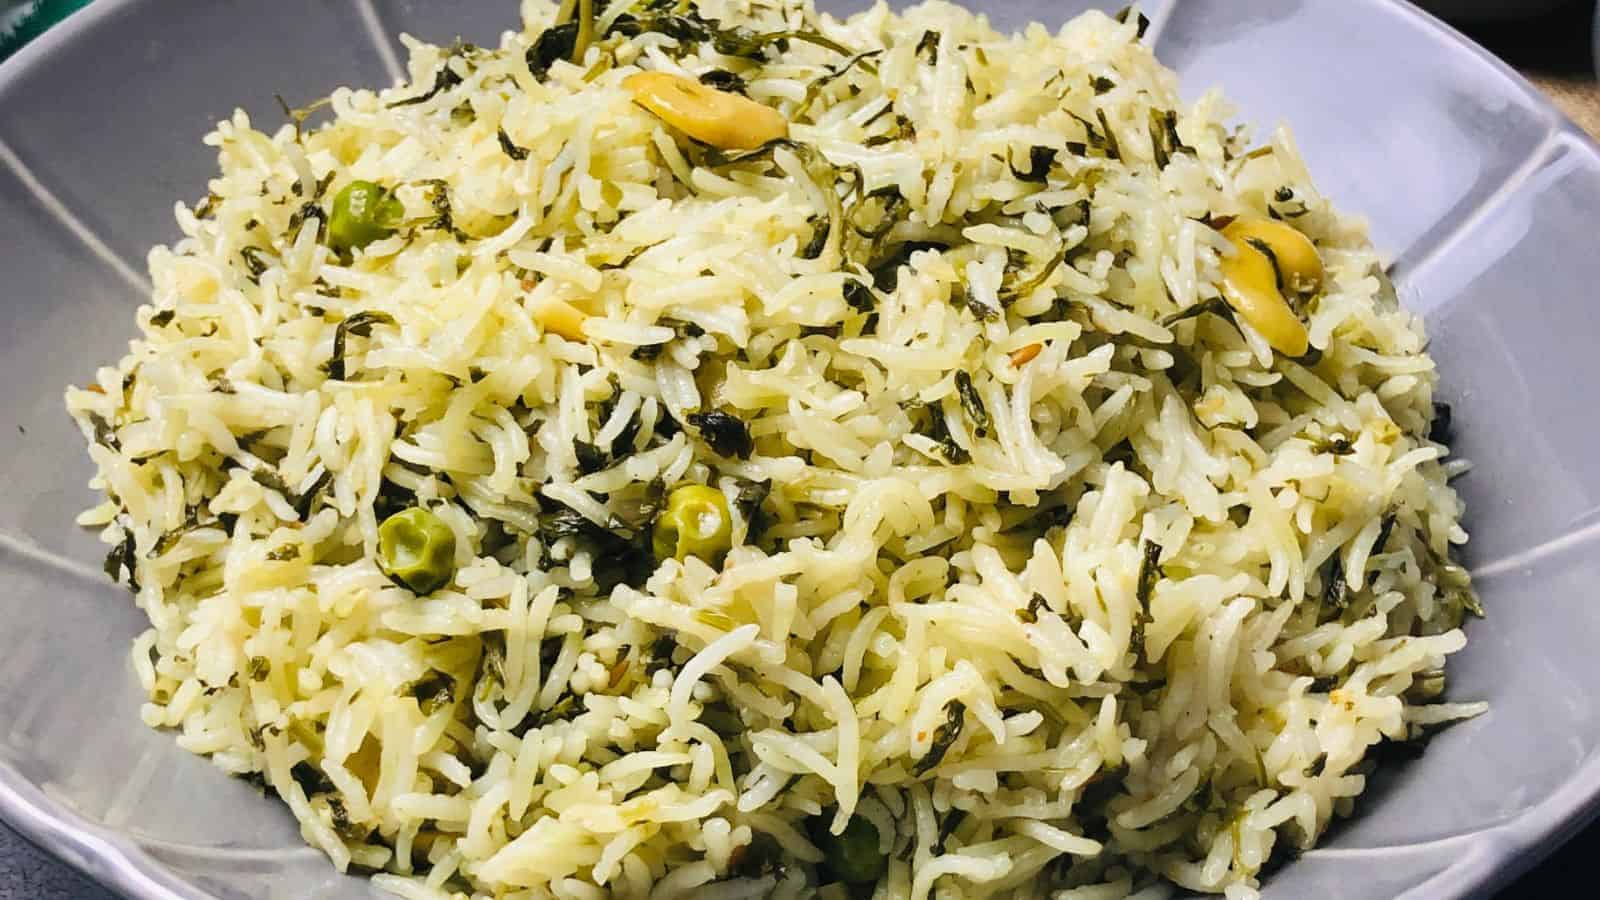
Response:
[1,0,1598,898]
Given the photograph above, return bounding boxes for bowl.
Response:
[2,0,1600,897]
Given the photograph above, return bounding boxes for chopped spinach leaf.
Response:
[1018,593,1048,624]
[390,58,464,107]
[1008,145,1057,183]
[527,23,580,80]
[290,761,335,797]
[103,531,139,591]
[403,670,457,715]
[1114,5,1151,38]
[326,311,396,382]
[869,241,947,291]
[913,701,966,775]
[698,68,748,95]
[842,279,875,313]
[1132,539,1162,657]
[1322,557,1348,612]
[954,371,989,436]
[686,410,754,459]
[574,440,608,474]
[497,128,530,161]
[239,246,272,284]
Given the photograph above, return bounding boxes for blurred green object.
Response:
[0,0,92,61]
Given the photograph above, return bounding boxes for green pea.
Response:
[653,484,732,564]
[816,814,886,885]
[377,506,457,595]
[329,180,404,253]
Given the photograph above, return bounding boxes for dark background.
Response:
[1,0,1597,897]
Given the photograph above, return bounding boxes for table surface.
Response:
[3,2,1599,899]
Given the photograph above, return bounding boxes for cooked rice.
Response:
[64,1,1482,897]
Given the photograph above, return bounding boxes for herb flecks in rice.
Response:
[63,2,1482,898]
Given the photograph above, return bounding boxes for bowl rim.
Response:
[1,0,1598,898]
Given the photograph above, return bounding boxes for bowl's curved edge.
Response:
[0,761,202,900]
[0,8,216,899]
[1361,2,1600,897]
[1,1,1599,899]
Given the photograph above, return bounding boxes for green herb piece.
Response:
[1374,512,1398,556]
[1161,296,1233,329]
[869,241,947,291]
[413,178,463,238]
[574,440,608,474]
[712,27,855,61]
[87,413,119,451]
[246,656,271,681]
[239,246,272,284]
[1000,238,1075,302]
[798,216,829,260]
[290,761,335,797]
[527,22,580,80]
[1148,108,1190,169]
[645,633,679,675]
[536,496,656,589]
[1114,6,1151,38]
[326,310,396,382]
[510,693,583,735]
[795,50,882,117]
[608,410,643,460]
[843,279,875,313]
[265,544,301,562]
[570,0,596,62]
[497,128,530,161]
[1009,145,1057,183]
[403,670,457,714]
[955,286,999,322]
[954,371,989,436]
[1132,539,1162,657]
[1309,434,1353,456]
[104,532,139,592]
[377,506,458,595]
[686,410,754,459]
[1322,557,1347,613]
[915,402,970,465]
[294,468,334,521]
[389,58,464,107]
[913,700,966,775]
[289,201,328,244]
[194,193,220,220]
[1018,593,1047,624]
[698,68,748,95]
[734,478,772,538]
[698,701,744,736]
[275,94,333,141]
[915,30,939,63]
[729,832,786,878]
[814,814,887,885]
[934,808,967,854]
[1095,108,1122,160]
